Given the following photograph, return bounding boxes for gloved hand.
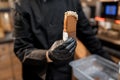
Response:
[47,37,76,62]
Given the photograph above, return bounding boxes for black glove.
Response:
[48,37,76,62]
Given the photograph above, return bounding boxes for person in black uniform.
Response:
[14,0,112,80]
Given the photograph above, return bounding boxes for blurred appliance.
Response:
[101,2,118,19]
[96,1,120,40]
[96,1,119,19]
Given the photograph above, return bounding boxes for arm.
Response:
[76,1,112,60]
[14,2,48,68]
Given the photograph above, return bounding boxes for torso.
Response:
[28,0,78,49]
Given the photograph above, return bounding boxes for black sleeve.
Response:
[76,1,112,61]
[14,1,47,67]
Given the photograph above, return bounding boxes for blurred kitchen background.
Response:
[0,0,120,80]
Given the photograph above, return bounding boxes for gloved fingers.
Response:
[52,49,67,55]
[51,37,76,50]
[55,44,65,50]
[65,39,76,50]
[49,50,68,60]
[64,37,74,44]
[69,45,76,53]
[56,37,75,50]
[50,40,64,50]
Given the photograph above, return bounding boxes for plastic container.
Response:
[70,55,119,80]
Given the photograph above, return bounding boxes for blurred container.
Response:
[0,0,14,39]
[0,13,5,39]
[0,12,13,32]
[70,55,119,80]
[0,27,5,38]
[0,1,9,9]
